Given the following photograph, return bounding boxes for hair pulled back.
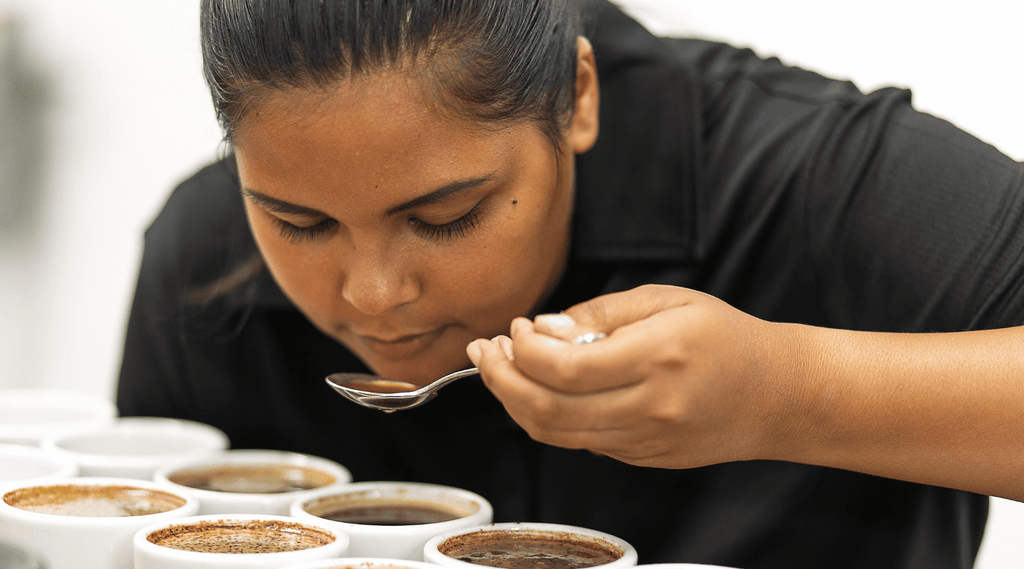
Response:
[200,0,583,146]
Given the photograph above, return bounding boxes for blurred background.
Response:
[0,0,1021,565]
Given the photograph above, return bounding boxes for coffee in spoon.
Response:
[325,332,605,412]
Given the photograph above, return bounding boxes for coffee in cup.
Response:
[424,522,638,569]
[3,481,186,517]
[134,514,350,568]
[291,482,493,560]
[167,461,335,493]
[0,477,199,569]
[154,449,352,515]
[146,517,335,553]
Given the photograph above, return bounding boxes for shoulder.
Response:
[140,157,257,295]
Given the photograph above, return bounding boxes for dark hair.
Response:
[200,0,583,147]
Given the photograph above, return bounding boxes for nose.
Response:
[340,243,420,316]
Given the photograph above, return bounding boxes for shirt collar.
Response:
[573,0,704,264]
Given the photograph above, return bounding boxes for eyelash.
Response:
[408,206,481,241]
[273,218,337,244]
[271,205,481,244]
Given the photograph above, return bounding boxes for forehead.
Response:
[231,72,526,205]
[235,72,490,158]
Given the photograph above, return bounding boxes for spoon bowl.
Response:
[326,332,605,412]
[325,368,480,412]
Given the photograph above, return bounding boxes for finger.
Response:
[510,306,691,394]
[494,334,515,361]
[471,336,571,444]
[531,285,701,345]
[471,334,604,424]
[503,317,637,393]
[475,334,698,461]
[482,365,684,460]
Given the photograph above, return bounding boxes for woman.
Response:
[117,0,1024,567]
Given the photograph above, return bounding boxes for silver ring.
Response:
[572,332,606,345]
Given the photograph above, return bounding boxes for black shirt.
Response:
[117,2,1024,568]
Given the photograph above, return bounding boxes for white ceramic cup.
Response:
[279,556,449,569]
[0,539,48,569]
[133,513,351,568]
[41,417,230,479]
[0,389,116,446]
[630,560,737,564]
[154,449,352,515]
[423,522,639,569]
[290,481,494,560]
[0,443,79,486]
[0,476,200,569]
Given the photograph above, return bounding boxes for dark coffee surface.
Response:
[3,484,185,517]
[167,463,336,493]
[147,519,335,554]
[439,530,623,569]
[321,502,463,525]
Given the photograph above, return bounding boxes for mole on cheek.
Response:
[512,199,518,205]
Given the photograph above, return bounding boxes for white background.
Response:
[0,0,1020,565]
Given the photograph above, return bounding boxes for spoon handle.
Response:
[419,367,480,394]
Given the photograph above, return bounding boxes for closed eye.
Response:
[407,203,481,241]
[272,217,338,243]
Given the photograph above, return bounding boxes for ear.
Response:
[565,36,600,155]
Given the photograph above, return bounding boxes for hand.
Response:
[466,284,801,469]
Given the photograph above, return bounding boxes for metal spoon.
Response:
[325,332,605,412]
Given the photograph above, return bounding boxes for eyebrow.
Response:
[240,173,496,220]
[241,187,327,217]
[383,174,496,218]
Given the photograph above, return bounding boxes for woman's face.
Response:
[231,44,598,386]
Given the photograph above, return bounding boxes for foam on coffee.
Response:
[304,489,476,525]
[146,518,335,554]
[3,484,185,517]
[166,463,336,494]
[438,529,624,569]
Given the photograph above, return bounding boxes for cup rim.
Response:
[0,389,117,444]
[278,556,452,569]
[633,565,740,568]
[153,449,353,500]
[133,513,351,559]
[40,417,230,469]
[0,443,80,484]
[423,521,639,569]
[0,476,200,526]
[290,480,494,530]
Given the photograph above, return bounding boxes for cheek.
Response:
[432,202,567,314]
[248,217,339,312]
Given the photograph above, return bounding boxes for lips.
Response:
[349,326,449,360]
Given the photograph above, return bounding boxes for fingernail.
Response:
[510,317,529,337]
[466,340,483,365]
[534,313,576,334]
[495,335,515,361]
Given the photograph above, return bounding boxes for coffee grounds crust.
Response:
[3,484,186,517]
[438,529,624,569]
[147,518,335,554]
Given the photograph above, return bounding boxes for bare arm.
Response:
[467,284,1024,502]
[782,324,1024,501]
